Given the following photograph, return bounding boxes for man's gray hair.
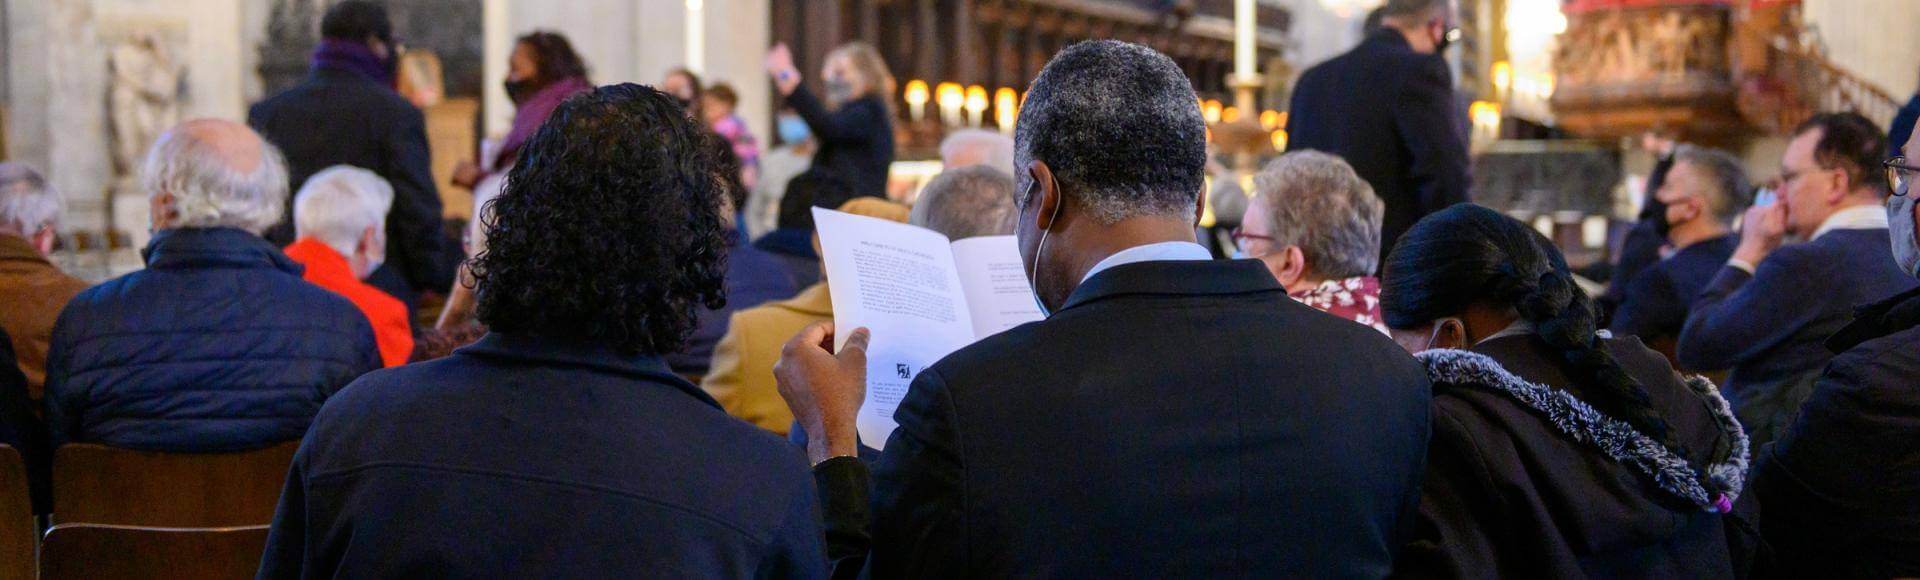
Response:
[1252,151,1384,278]
[140,125,289,234]
[1012,40,1207,225]
[911,166,1017,240]
[0,162,63,236]
[295,165,394,257]
[1673,144,1753,224]
[1382,0,1449,19]
[939,129,1016,175]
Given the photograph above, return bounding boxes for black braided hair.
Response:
[1381,204,1689,458]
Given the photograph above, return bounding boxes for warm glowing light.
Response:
[1469,100,1503,129]
[1491,61,1512,95]
[964,85,989,126]
[995,88,1019,134]
[1259,110,1282,131]
[1202,99,1224,124]
[1223,106,1241,123]
[904,80,930,121]
[936,82,965,126]
[1539,74,1556,98]
[1277,111,1289,130]
[1271,129,1288,152]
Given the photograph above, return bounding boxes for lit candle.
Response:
[995,87,1018,134]
[1271,129,1288,152]
[904,80,930,122]
[1235,0,1256,81]
[1202,99,1223,125]
[1259,110,1281,131]
[965,85,989,127]
[936,82,964,126]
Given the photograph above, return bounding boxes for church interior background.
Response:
[2,0,1915,281]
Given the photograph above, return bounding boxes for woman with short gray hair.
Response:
[1237,150,1390,333]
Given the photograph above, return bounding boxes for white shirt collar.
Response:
[1811,204,1889,241]
[1080,241,1213,283]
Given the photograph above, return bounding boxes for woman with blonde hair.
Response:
[764,41,897,199]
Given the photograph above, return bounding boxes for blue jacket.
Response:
[1754,285,1920,578]
[257,332,825,578]
[45,228,380,452]
[1678,228,1917,444]
[1609,235,1736,357]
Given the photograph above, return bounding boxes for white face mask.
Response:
[1888,193,1920,277]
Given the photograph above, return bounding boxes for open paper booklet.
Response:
[812,207,1045,449]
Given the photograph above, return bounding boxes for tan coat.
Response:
[701,283,832,435]
[0,234,88,400]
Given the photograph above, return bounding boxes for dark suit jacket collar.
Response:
[1059,259,1281,313]
[455,332,721,409]
[1829,285,1920,352]
[310,65,377,85]
[143,227,303,274]
[1364,28,1414,53]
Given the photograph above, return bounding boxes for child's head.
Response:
[701,83,739,123]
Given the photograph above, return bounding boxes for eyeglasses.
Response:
[1885,157,1918,197]
[1230,227,1273,251]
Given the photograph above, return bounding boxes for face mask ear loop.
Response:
[1027,175,1064,318]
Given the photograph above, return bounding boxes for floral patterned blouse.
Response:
[1290,276,1391,336]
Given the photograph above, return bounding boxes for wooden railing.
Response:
[1746,35,1903,133]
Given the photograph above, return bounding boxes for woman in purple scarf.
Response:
[439,31,591,331]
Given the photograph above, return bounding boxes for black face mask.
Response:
[1647,196,1674,241]
[504,79,535,104]
[1436,26,1460,53]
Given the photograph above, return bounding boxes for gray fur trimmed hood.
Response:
[1416,349,1750,513]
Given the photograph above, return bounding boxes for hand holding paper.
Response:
[772,322,869,465]
[811,208,1044,448]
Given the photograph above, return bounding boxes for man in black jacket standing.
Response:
[775,40,1432,578]
[250,1,452,310]
[1287,0,1469,263]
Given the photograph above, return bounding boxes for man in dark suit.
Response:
[1678,113,1918,446]
[1609,145,1748,367]
[249,1,452,310]
[776,40,1432,578]
[1287,0,1469,263]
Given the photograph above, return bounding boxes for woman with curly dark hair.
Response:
[257,83,827,578]
[1382,204,1757,577]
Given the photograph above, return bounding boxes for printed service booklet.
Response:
[812,207,1044,448]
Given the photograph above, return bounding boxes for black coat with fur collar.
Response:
[1394,334,1755,579]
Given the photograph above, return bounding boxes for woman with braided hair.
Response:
[1381,204,1759,578]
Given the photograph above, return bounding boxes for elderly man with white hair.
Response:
[0,163,91,398]
[284,165,413,367]
[44,119,380,453]
[1236,151,1391,334]
[909,165,1018,240]
[938,128,1016,175]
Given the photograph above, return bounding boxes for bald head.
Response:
[143,118,288,234]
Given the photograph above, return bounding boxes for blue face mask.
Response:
[776,115,810,144]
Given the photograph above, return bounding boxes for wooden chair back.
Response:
[53,442,298,527]
[38,523,269,580]
[0,445,33,580]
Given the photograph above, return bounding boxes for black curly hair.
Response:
[471,83,728,354]
[1382,205,1737,492]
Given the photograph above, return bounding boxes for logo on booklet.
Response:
[895,363,913,379]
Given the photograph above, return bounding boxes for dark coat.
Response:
[1600,151,1676,319]
[44,228,381,453]
[256,332,825,578]
[1288,30,1471,263]
[816,259,1433,577]
[752,227,824,290]
[0,327,48,514]
[1752,286,1920,578]
[786,86,894,200]
[249,66,455,301]
[1397,335,1755,579]
[1609,235,1737,362]
[668,226,802,376]
[1678,228,1918,445]
[1891,94,1918,158]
